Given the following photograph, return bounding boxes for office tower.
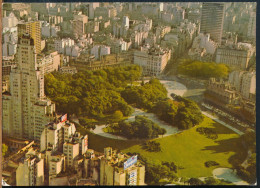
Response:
[200,2,225,44]
[17,21,41,54]
[2,34,55,141]
[73,13,88,38]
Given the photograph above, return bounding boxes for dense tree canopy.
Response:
[178,59,229,79]
[121,78,168,110]
[45,65,141,120]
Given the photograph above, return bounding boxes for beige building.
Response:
[2,34,55,142]
[16,147,44,186]
[100,147,145,186]
[134,47,171,76]
[18,21,41,54]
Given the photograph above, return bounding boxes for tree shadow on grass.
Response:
[206,122,238,135]
[201,137,247,166]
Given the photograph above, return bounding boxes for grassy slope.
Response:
[122,116,247,178]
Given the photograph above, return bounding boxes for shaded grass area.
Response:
[122,116,247,178]
[75,123,144,153]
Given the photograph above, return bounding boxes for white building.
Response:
[54,38,75,54]
[3,12,18,28]
[122,16,129,28]
[134,47,171,76]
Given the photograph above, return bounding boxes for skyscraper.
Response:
[17,21,41,54]
[200,2,225,44]
[2,34,55,141]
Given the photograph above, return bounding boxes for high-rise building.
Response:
[100,147,145,185]
[200,2,225,44]
[17,21,41,54]
[2,34,55,141]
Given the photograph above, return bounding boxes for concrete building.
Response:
[200,3,225,44]
[16,148,44,186]
[134,47,171,76]
[18,21,42,54]
[73,13,88,38]
[2,34,55,141]
[215,43,255,70]
[100,147,145,185]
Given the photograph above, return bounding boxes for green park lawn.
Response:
[122,116,247,178]
[75,116,247,178]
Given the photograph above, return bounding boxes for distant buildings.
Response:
[200,3,225,44]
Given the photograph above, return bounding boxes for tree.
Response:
[109,110,124,123]
[188,178,204,185]
[2,144,8,157]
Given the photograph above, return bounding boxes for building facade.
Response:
[200,3,224,44]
